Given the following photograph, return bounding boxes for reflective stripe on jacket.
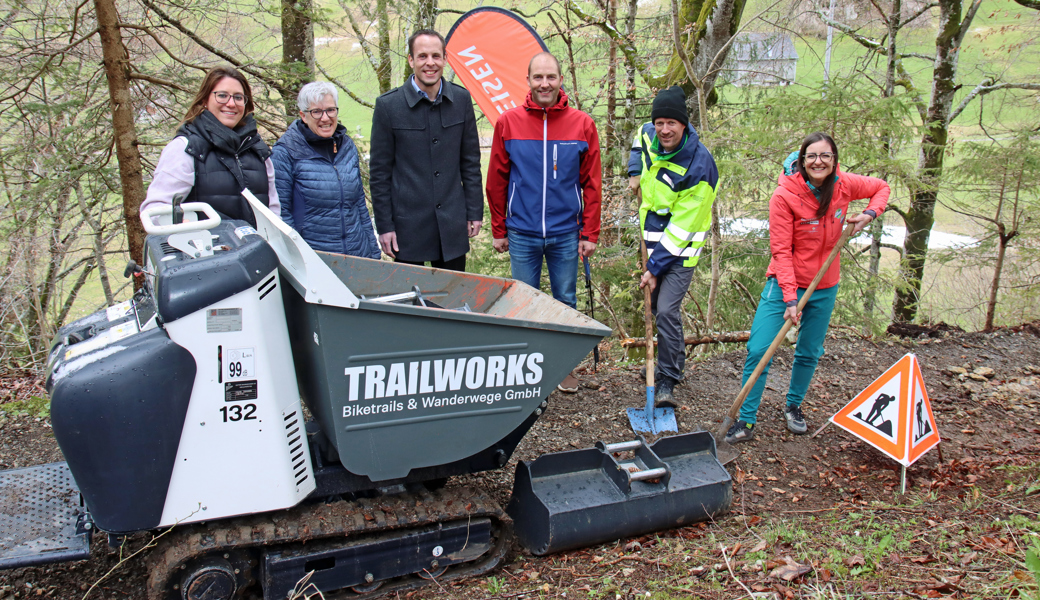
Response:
[630,122,718,275]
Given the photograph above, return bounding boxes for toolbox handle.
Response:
[628,467,668,482]
[601,440,642,453]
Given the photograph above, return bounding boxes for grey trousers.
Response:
[650,264,695,382]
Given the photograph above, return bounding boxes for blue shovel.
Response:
[627,238,678,435]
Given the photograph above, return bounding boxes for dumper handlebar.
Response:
[141,202,221,235]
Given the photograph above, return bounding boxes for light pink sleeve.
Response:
[141,137,194,223]
[265,157,280,217]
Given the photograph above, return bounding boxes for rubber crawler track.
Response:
[145,486,511,599]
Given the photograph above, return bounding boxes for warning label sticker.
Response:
[234,226,258,239]
[106,300,133,322]
[225,380,258,402]
[207,308,242,333]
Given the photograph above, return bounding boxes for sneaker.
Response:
[556,373,580,394]
[783,404,808,434]
[724,420,755,444]
[654,376,677,409]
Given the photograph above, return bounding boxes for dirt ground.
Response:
[1,324,1039,599]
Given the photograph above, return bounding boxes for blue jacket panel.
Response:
[501,137,588,237]
[272,120,380,258]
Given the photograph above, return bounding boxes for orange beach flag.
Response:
[446,7,548,127]
[830,353,940,467]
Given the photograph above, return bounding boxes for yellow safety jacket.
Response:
[629,122,718,275]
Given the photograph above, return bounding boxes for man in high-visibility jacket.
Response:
[629,86,719,408]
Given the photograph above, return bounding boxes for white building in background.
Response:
[726,32,799,87]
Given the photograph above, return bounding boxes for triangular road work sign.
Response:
[830,353,940,467]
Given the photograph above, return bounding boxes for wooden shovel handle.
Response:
[640,237,654,388]
[724,222,857,420]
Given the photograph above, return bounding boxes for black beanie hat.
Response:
[651,86,689,128]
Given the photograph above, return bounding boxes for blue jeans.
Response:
[738,278,839,424]
[507,230,579,308]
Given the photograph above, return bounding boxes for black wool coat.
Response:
[369,79,484,263]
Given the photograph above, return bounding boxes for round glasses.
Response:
[804,152,835,163]
[212,91,247,105]
[306,107,339,119]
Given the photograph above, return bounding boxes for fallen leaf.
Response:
[844,554,866,567]
[910,554,936,564]
[621,568,634,576]
[768,557,812,581]
[747,516,763,526]
[526,570,539,581]
[820,568,832,582]
[624,541,642,552]
[772,488,787,494]
[542,583,551,593]
[750,539,768,553]
[960,551,978,565]
[979,536,1003,550]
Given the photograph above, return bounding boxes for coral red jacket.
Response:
[766,165,889,303]
[486,90,601,242]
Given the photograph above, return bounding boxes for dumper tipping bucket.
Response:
[507,432,732,555]
[282,254,612,484]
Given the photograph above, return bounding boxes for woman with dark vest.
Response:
[141,66,278,226]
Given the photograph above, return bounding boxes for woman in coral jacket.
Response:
[725,132,889,444]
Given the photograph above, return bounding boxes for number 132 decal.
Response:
[220,404,257,422]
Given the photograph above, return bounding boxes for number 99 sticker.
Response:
[226,347,255,379]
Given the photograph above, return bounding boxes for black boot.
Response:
[655,376,678,409]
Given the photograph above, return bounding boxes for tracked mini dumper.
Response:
[0,195,730,599]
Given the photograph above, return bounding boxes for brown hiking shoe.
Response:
[557,373,580,393]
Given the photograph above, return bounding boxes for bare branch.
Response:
[117,23,209,73]
[137,0,276,88]
[128,72,190,92]
[0,27,100,104]
[316,64,374,109]
[950,79,1040,122]
[900,1,939,27]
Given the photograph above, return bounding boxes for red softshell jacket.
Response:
[766,166,889,303]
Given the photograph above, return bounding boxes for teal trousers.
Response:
[738,277,838,424]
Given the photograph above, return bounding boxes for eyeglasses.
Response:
[307,107,338,119]
[212,91,247,105]
[804,152,835,163]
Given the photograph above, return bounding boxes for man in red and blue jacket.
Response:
[486,52,602,308]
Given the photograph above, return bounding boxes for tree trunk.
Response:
[662,0,748,125]
[863,214,884,323]
[94,0,146,265]
[281,0,315,122]
[892,0,980,323]
[605,0,618,172]
[984,227,1008,331]
[417,0,437,31]
[375,0,392,93]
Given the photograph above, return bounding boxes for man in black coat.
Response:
[369,29,484,271]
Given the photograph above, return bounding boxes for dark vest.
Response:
[177,111,272,227]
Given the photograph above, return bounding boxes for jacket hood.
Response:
[523,88,570,113]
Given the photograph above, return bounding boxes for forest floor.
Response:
[1,323,1038,599]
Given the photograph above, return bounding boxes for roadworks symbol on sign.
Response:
[830,353,940,467]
